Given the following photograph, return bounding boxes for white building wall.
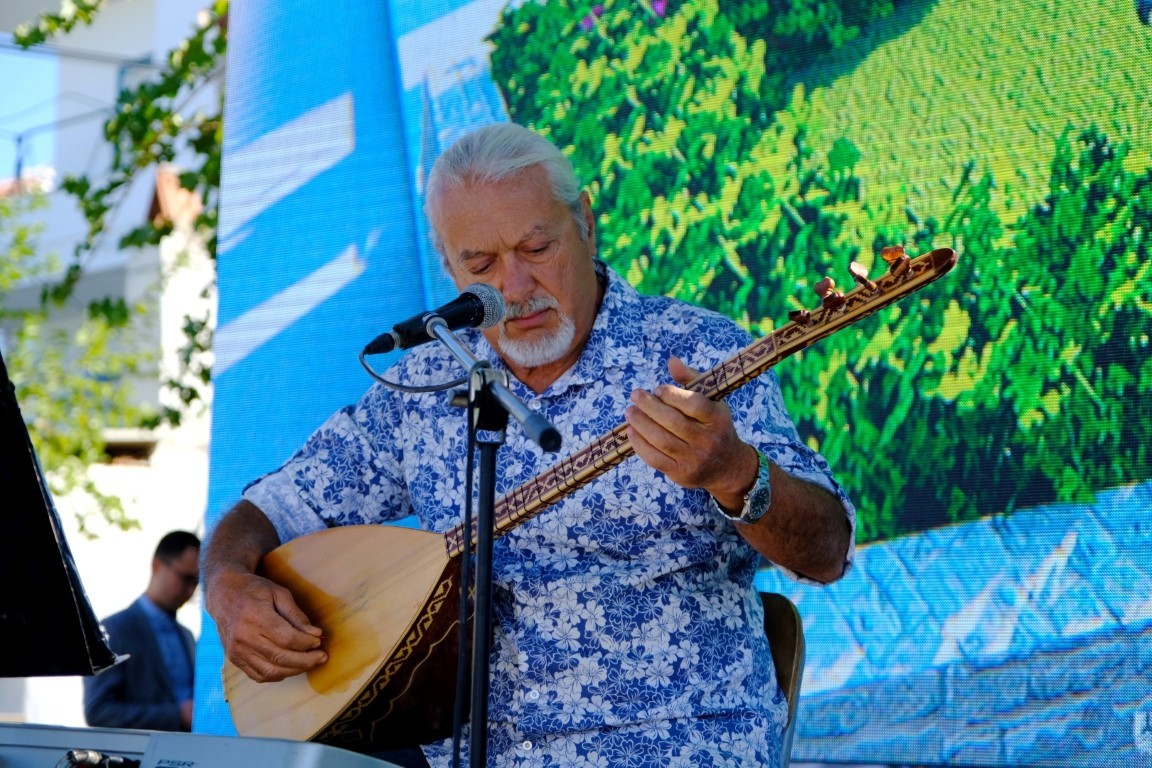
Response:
[0,0,216,730]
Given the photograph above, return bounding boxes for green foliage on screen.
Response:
[489,0,886,328]
[798,0,1152,227]
[489,0,1152,542]
[820,129,1152,540]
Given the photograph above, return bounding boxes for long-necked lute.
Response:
[222,246,958,750]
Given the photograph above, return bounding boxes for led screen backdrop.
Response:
[196,1,1152,765]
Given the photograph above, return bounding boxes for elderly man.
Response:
[203,122,854,767]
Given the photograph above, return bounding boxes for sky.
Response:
[0,36,58,182]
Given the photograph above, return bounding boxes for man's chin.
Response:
[496,312,577,369]
[497,333,568,369]
[501,324,551,345]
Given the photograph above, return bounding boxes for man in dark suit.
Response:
[84,530,200,731]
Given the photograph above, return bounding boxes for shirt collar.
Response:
[578,262,649,376]
[136,594,177,622]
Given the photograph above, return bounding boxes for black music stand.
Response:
[0,349,117,677]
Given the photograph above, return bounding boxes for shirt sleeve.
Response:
[725,369,858,585]
[242,383,413,545]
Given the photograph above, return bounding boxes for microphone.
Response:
[363,283,504,355]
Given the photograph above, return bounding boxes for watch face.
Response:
[741,452,773,523]
[743,482,772,523]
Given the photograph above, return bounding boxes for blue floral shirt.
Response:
[244,266,856,767]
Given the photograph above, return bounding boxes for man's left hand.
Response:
[624,356,757,509]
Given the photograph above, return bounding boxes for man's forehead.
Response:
[455,221,559,259]
[173,546,200,562]
[445,188,566,242]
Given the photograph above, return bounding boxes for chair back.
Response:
[761,591,805,766]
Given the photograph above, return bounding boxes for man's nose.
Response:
[500,256,536,304]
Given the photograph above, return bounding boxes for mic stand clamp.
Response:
[429,319,561,768]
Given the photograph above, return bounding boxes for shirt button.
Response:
[520,740,533,750]
[526,689,540,701]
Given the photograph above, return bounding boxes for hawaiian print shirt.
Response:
[244,265,856,767]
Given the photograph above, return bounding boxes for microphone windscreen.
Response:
[463,283,505,329]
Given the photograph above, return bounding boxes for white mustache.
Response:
[502,295,559,321]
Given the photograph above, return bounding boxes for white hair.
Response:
[424,123,591,267]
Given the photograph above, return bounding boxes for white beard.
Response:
[497,294,577,368]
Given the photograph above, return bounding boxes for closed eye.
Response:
[524,241,554,257]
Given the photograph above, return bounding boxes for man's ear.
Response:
[580,190,596,247]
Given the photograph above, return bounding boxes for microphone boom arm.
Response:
[428,318,561,452]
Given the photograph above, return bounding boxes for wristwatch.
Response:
[722,449,773,524]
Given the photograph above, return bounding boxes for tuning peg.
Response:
[880,245,905,263]
[849,261,878,292]
[788,308,812,325]
[880,245,911,278]
[815,277,847,311]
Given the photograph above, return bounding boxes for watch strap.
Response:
[721,449,772,524]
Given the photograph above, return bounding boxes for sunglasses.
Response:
[164,560,200,589]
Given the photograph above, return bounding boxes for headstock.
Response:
[786,244,933,328]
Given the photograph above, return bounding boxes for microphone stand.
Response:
[429,319,561,768]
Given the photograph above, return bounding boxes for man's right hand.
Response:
[202,499,328,683]
[210,569,327,682]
